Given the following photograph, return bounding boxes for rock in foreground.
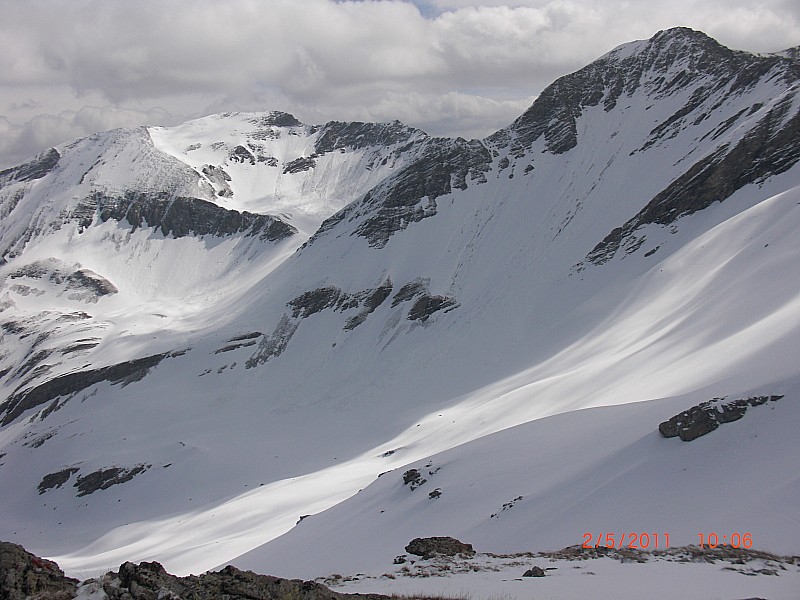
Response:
[0,542,78,599]
[0,541,394,600]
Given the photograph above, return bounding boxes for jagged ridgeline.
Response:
[0,27,799,580]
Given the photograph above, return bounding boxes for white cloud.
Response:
[0,0,797,168]
[0,105,173,170]
[428,0,800,52]
[366,91,537,138]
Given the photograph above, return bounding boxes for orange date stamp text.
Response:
[582,531,670,549]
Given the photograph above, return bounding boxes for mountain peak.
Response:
[605,27,724,61]
[250,110,303,128]
[619,26,740,70]
[493,27,791,157]
[650,26,717,45]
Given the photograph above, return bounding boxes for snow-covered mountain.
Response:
[1,27,799,597]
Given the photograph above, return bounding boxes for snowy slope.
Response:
[0,111,430,430]
[236,191,800,567]
[240,385,800,600]
[0,28,799,597]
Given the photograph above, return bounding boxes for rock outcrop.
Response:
[89,191,296,242]
[0,542,78,600]
[659,395,784,441]
[1,353,173,426]
[93,561,392,600]
[0,542,395,600]
[405,537,476,559]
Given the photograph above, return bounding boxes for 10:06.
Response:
[697,532,752,548]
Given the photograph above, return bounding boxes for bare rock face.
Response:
[8,258,119,304]
[74,464,151,497]
[0,148,61,185]
[406,295,458,323]
[90,191,296,242]
[1,352,171,426]
[405,536,476,559]
[0,541,78,600]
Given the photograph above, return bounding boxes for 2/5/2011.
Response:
[582,532,670,549]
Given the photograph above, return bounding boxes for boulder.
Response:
[405,537,475,559]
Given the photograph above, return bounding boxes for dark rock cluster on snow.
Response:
[406,295,458,323]
[345,282,394,330]
[282,156,318,174]
[402,468,427,490]
[659,394,784,441]
[229,144,258,165]
[288,287,351,319]
[490,495,524,519]
[37,464,152,497]
[390,279,459,323]
[37,467,80,494]
[405,537,476,559]
[215,332,262,354]
[246,279,458,368]
[73,464,152,497]
[391,280,428,306]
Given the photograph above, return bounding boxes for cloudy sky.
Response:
[1,0,798,169]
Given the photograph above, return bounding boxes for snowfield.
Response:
[326,547,800,600]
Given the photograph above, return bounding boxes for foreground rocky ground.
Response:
[0,542,426,600]
[320,540,800,600]
[4,539,800,600]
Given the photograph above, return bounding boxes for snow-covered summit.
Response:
[148,111,428,228]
